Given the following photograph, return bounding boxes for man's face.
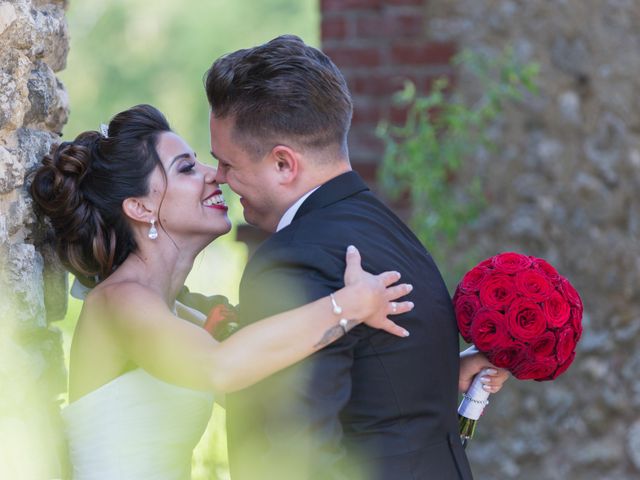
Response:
[209,114,283,232]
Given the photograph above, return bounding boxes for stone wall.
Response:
[426,1,640,478]
[0,0,69,478]
[320,0,640,478]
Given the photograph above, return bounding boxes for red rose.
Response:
[543,290,571,328]
[506,298,547,341]
[512,355,558,381]
[487,343,526,370]
[458,265,488,294]
[570,306,583,341]
[492,252,533,274]
[532,258,560,281]
[547,351,576,380]
[567,286,584,330]
[560,278,582,309]
[515,270,554,302]
[477,257,494,269]
[478,274,517,311]
[528,330,556,359]
[453,291,481,343]
[470,308,510,352]
[556,326,576,364]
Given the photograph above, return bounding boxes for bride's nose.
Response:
[203,165,217,184]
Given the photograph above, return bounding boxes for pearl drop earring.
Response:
[148,219,158,240]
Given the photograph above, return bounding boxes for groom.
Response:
[204,35,473,479]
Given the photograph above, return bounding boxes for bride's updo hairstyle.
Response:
[30,104,171,285]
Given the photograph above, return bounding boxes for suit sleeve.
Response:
[236,244,360,477]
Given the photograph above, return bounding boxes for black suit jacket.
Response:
[226,171,472,480]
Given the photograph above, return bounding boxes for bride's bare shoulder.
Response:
[84,281,165,318]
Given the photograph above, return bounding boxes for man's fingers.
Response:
[379,318,410,338]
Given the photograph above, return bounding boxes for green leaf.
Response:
[377,45,539,270]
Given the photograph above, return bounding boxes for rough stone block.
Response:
[0,1,69,477]
[5,242,46,328]
[0,146,15,194]
[41,242,67,323]
[18,126,58,173]
[0,2,18,36]
[0,51,31,131]
[30,3,69,72]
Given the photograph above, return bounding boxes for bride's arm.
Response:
[94,246,413,393]
[174,301,229,406]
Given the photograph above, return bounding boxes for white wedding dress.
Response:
[62,368,214,480]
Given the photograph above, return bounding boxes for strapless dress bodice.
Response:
[62,368,214,480]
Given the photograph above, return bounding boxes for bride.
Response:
[30,104,506,479]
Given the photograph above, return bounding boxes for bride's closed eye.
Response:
[179,162,196,174]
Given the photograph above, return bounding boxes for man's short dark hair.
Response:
[204,35,353,158]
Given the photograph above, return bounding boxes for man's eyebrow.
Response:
[209,149,226,163]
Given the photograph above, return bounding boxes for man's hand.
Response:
[459,346,509,394]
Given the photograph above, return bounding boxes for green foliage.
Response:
[62,0,319,171]
[377,47,539,266]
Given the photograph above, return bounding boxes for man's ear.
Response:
[269,145,299,184]
[122,197,155,223]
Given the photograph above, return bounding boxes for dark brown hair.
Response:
[29,104,171,285]
[204,34,353,158]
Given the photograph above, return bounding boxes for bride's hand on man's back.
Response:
[342,245,413,338]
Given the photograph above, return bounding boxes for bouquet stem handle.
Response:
[458,370,491,448]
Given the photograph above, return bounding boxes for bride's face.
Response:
[148,131,232,243]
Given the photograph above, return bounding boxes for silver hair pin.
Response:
[99,123,109,138]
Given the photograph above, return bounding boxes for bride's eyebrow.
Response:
[169,153,192,168]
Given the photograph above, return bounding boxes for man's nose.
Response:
[213,165,226,184]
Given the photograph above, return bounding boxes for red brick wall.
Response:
[320,0,457,182]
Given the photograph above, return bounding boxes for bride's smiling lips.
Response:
[202,189,228,211]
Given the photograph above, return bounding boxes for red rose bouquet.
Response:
[453,252,583,445]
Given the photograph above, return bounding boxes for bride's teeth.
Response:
[203,194,224,206]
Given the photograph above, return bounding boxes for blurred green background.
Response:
[58,1,319,478]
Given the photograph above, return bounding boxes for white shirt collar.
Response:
[276,187,320,232]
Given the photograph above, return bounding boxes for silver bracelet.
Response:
[338,318,349,335]
[330,293,350,335]
[329,293,342,315]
